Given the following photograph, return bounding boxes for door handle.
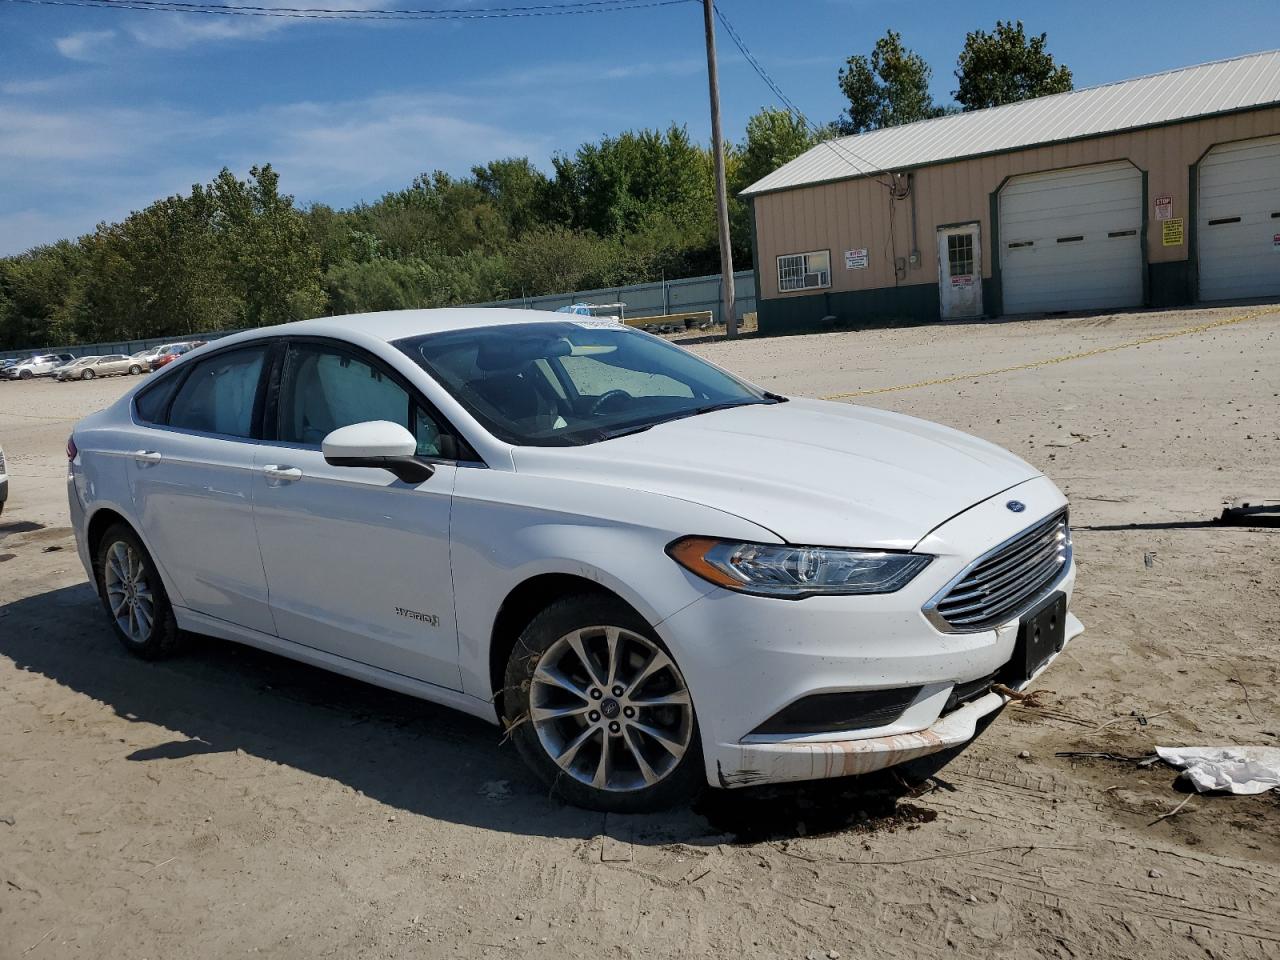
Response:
[262,464,303,482]
[133,450,162,464]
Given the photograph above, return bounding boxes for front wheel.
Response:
[129,365,142,375]
[95,524,181,659]
[18,369,32,380]
[503,594,703,812]
[81,369,94,380]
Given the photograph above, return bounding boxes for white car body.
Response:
[67,309,1081,799]
[9,353,75,379]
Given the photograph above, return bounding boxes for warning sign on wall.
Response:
[844,248,868,269]
[1155,195,1173,220]
[1162,218,1185,246]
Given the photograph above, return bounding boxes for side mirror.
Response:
[322,421,435,484]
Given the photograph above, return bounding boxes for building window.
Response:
[947,234,974,277]
[777,250,831,292]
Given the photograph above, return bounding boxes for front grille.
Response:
[927,510,1070,632]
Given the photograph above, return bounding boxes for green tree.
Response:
[838,31,940,134]
[472,157,551,237]
[735,107,820,192]
[210,164,326,327]
[0,241,86,348]
[953,20,1073,111]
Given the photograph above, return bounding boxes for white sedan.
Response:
[68,309,1081,811]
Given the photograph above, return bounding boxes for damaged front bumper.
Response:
[712,612,1084,788]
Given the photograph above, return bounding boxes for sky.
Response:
[2,0,1279,256]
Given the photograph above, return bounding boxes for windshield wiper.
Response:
[593,396,778,442]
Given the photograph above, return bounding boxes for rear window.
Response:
[134,373,181,424]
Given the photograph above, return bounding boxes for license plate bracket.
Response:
[1012,591,1066,684]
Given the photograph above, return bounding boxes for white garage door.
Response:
[999,161,1143,314]
[1197,134,1280,301]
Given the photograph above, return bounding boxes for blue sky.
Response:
[2,0,1278,255]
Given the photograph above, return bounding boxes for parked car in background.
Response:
[54,357,100,380]
[69,308,1081,812]
[1,359,16,379]
[57,355,144,381]
[149,342,205,371]
[0,442,7,515]
[6,353,75,380]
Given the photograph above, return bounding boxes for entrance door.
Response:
[937,223,983,320]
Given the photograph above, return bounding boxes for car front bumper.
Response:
[654,475,1082,789]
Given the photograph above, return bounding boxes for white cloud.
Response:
[0,88,549,256]
[122,0,400,51]
[54,30,118,62]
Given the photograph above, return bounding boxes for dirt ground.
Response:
[2,303,1278,960]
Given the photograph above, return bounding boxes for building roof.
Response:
[741,49,1280,196]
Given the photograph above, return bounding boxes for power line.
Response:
[711,1,893,189]
[1,0,695,20]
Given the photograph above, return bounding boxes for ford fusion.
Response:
[68,309,1081,811]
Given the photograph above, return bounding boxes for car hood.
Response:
[511,398,1041,548]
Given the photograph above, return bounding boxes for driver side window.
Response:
[278,343,442,456]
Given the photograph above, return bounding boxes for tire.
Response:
[94,523,182,659]
[19,369,32,380]
[502,594,703,812]
[129,365,142,375]
[81,369,94,380]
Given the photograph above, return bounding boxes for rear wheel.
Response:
[503,594,703,812]
[95,523,181,659]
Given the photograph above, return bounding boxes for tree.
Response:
[954,20,1072,111]
[838,31,940,134]
[210,164,326,327]
[735,108,819,192]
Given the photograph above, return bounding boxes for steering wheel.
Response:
[590,389,633,416]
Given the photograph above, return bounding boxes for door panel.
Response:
[937,223,983,320]
[252,340,462,689]
[128,345,275,634]
[999,161,1142,314]
[253,452,460,687]
[1198,134,1280,301]
[129,430,276,634]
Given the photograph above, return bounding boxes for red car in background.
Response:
[149,341,207,372]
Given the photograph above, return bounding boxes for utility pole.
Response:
[702,0,737,338]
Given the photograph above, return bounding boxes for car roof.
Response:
[245,308,575,345]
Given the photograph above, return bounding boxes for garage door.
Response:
[1197,134,1280,301]
[999,161,1143,314]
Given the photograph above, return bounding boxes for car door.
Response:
[127,342,277,635]
[251,338,463,689]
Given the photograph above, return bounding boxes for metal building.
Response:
[740,50,1280,334]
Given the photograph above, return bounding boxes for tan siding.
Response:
[754,106,1280,299]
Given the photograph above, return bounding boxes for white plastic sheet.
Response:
[1156,746,1280,795]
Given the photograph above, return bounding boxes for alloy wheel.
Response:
[103,540,155,644]
[529,625,693,793]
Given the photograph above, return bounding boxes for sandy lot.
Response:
[2,304,1278,960]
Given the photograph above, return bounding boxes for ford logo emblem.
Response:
[1006,500,1026,513]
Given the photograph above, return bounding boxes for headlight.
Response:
[667,537,933,598]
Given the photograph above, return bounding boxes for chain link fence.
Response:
[1,270,756,363]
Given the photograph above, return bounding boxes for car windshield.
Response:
[395,321,777,447]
